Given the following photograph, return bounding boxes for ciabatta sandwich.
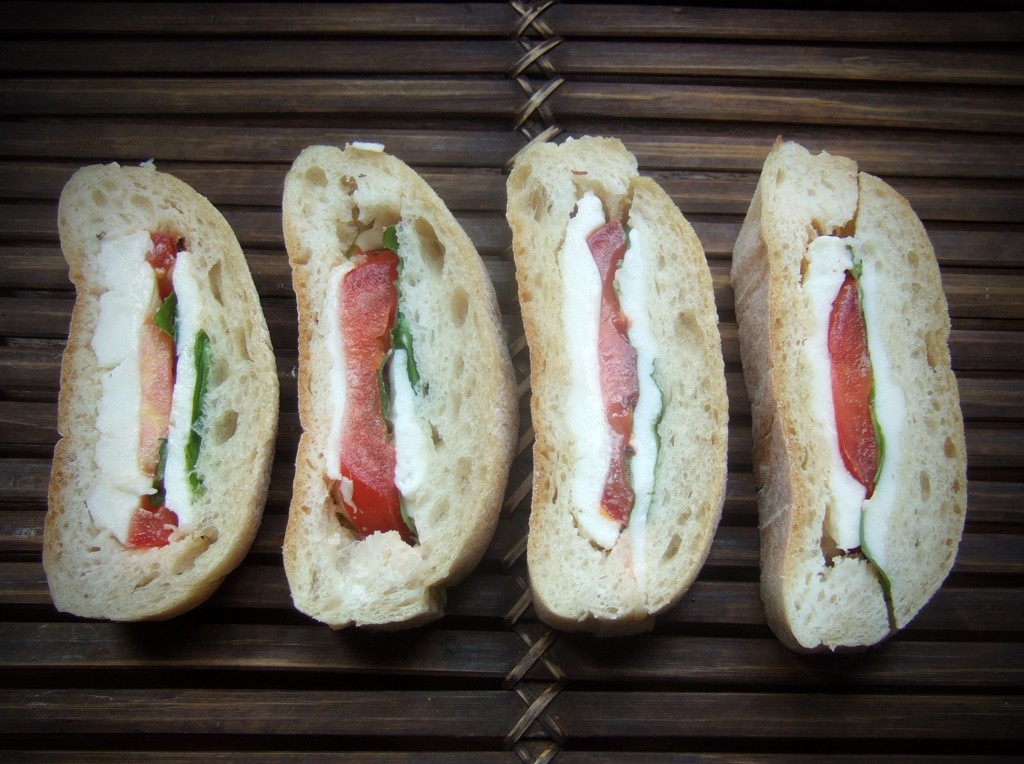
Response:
[282,143,517,629]
[731,139,967,651]
[506,136,729,636]
[45,162,279,621]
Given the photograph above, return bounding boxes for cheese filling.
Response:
[803,235,904,568]
[324,263,354,485]
[561,191,662,554]
[87,232,199,544]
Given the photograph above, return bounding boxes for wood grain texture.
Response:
[0,2,1021,760]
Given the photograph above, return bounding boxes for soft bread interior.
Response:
[507,137,728,635]
[282,144,517,629]
[45,162,278,621]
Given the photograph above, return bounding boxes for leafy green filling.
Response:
[377,224,420,544]
[147,292,210,502]
[383,223,400,253]
[187,330,212,496]
[153,292,178,340]
[151,437,169,505]
[377,224,425,422]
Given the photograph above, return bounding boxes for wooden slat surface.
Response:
[1,2,1021,762]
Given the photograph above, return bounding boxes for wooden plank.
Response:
[545,635,1024,689]
[2,2,516,36]
[0,622,531,680]
[550,42,1024,86]
[545,5,1024,44]
[552,81,1024,134]
[546,690,1023,741]
[0,688,522,740]
[0,123,524,167]
[3,755,520,764]
[5,123,1023,183]
[0,39,520,75]
[551,757,1022,764]
[0,78,520,118]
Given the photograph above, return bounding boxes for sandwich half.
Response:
[45,162,279,621]
[507,136,728,635]
[731,139,967,651]
[282,143,517,629]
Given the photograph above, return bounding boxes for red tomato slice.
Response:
[126,233,182,549]
[146,233,179,299]
[127,497,179,549]
[332,249,412,542]
[138,323,176,475]
[828,272,879,497]
[586,221,639,526]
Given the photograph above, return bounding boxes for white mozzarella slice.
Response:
[391,347,430,500]
[324,263,353,482]
[560,192,619,549]
[86,232,160,543]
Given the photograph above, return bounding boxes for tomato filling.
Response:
[330,249,413,543]
[126,233,181,549]
[146,232,179,298]
[587,220,640,526]
[828,271,879,497]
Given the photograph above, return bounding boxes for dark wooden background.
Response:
[1,2,1022,761]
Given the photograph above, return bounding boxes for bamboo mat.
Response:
[1,2,1022,761]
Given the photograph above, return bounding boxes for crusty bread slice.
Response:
[282,143,517,629]
[506,136,728,635]
[731,139,967,651]
[45,162,279,621]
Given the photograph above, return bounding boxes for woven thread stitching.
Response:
[504,2,567,760]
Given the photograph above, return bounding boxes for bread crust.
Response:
[506,136,728,636]
[44,162,279,621]
[731,140,967,651]
[282,144,517,629]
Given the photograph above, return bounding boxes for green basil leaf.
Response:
[383,224,399,253]
[151,437,168,505]
[378,348,393,422]
[153,291,178,341]
[187,330,212,496]
[391,313,422,393]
